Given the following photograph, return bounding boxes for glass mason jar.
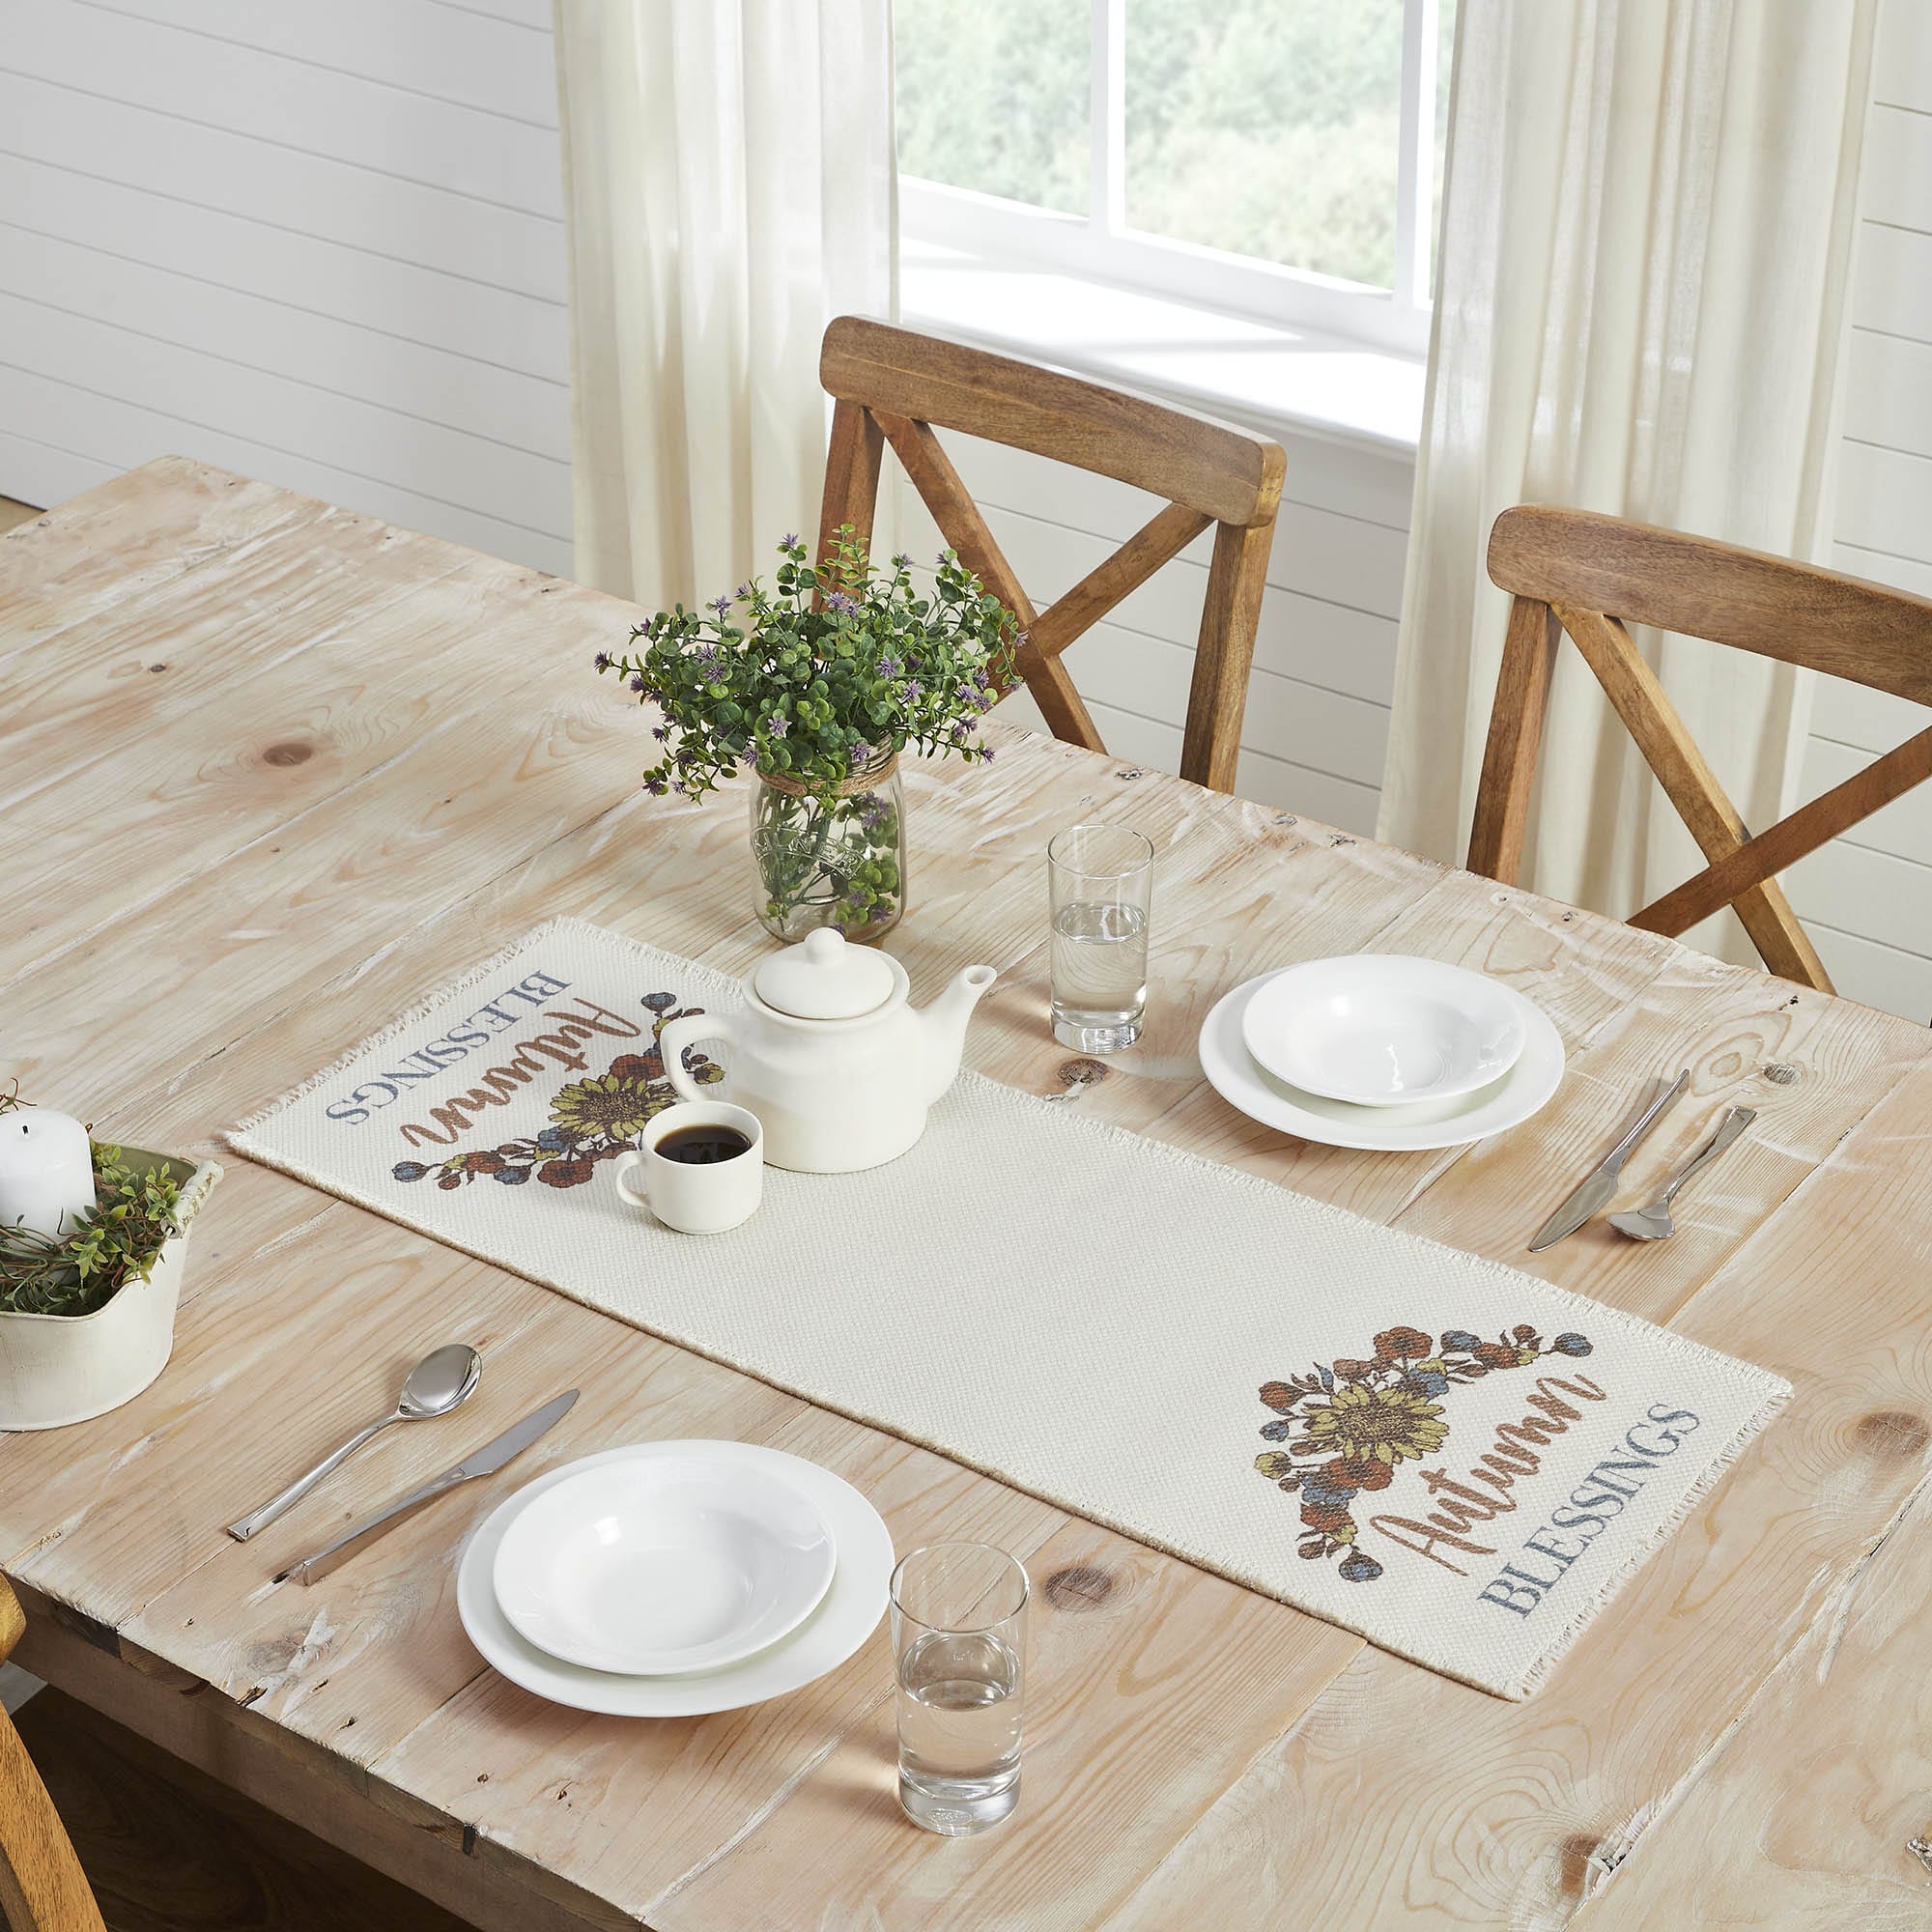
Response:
[749,753,906,944]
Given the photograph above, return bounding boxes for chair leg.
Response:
[0,1706,106,1932]
[1467,596,1561,884]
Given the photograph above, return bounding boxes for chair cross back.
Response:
[815,316,1285,792]
[1471,504,1932,990]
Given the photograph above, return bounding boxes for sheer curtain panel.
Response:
[554,0,895,607]
[1379,0,1877,963]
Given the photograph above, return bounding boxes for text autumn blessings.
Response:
[1359,1370,1704,1618]
[318,970,648,1147]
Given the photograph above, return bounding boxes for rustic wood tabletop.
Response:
[4,457,1930,1931]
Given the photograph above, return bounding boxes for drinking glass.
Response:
[891,1542,1029,1835]
[1047,822,1154,1052]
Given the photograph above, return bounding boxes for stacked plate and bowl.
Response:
[458,1439,895,1716]
[1199,954,1564,1151]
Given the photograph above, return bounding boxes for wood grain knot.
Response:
[1556,1833,1603,1898]
[1043,1565,1114,1611]
[1854,1410,1930,1461]
[263,741,314,767]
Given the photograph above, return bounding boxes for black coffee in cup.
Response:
[655,1123,753,1165]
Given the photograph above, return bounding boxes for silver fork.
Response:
[1607,1106,1756,1241]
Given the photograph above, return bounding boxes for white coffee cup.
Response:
[612,1101,763,1235]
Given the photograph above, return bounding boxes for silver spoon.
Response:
[1608,1107,1755,1242]
[226,1342,482,1541]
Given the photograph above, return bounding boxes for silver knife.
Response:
[281,1389,578,1586]
[1528,1069,1691,1252]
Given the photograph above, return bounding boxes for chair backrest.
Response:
[1469,504,1932,991]
[0,1577,104,1932]
[815,316,1286,792]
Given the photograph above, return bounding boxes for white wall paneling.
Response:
[89,0,558,125]
[3,9,562,224]
[0,0,570,572]
[0,73,562,300]
[0,156,568,379]
[3,226,568,457]
[1785,0,1932,1021]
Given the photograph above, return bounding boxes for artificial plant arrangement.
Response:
[595,527,1019,941]
[0,1087,185,1318]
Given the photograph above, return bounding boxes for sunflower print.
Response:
[549,1070,657,1143]
[1252,1323,1593,1583]
[1299,1382,1449,1467]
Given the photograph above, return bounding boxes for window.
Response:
[895,0,1456,355]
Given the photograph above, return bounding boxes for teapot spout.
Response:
[917,963,997,1107]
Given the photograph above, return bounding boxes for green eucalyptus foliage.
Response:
[594,528,1019,803]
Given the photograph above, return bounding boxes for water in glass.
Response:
[1046,821,1155,1055]
[892,1542,1028,1835]
[1050,899,1150,1045]
[896,1629,1023,1831]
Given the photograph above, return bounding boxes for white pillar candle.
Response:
[0,1106,97,1241]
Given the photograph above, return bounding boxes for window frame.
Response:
[897,0,1447,359]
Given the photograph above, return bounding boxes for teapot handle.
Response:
[658,1011,732,1102]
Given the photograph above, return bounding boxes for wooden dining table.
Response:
[4,457,1931,1931]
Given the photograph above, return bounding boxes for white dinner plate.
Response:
[1201,972,1564,1151]
[458,1440,894,1718]
[492,1454,836,1675]
[1240,953,1526,1106]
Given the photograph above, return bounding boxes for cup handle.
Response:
[658,1012,730,1101]
[611,1148,651,1211]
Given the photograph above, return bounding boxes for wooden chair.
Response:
[0,1577,104,1932]
[1469,505,1932,991]
[814,316,1287,792]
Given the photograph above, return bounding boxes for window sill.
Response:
[898,240,1426,461]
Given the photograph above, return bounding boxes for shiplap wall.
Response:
[0,0,570,571]
[1786,0,1932,1020]
[1,0,1928,1018]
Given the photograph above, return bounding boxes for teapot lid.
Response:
[753,928,896,1020]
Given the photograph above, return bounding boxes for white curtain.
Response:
[1379,0,1877,963]
[554,0,896,609]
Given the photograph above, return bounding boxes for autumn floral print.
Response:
[392,990,723,1192]
[1254,1323,1593,1582]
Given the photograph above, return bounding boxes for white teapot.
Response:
[659,930,996,1173]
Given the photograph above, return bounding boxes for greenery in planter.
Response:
[0,1092,185,1317]
[595,528,1018,936]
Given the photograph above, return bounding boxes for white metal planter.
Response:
[0,1147,221,1431]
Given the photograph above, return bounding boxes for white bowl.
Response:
[460,1440,894,1718]
[1239,955,1526,1106]
[491,1453,836,1675]
[1202,973,1564,1151]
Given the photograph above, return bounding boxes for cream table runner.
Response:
[231,919,1788,1698]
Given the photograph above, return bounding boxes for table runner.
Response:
[231,918,1787,1698]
